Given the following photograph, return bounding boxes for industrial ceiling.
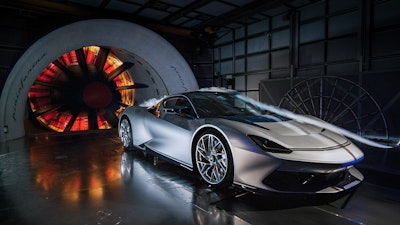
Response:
[1,0,318,39]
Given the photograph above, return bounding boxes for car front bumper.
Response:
[232,146,364,195]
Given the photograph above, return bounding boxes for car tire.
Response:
[119,116,133,150]
[193,129,233,188]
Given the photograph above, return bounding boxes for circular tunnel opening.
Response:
[0,19,198,141]
[27,46,139,132]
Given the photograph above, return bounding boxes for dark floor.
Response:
[0,131,399,225]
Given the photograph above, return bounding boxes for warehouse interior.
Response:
[0,0,399,224]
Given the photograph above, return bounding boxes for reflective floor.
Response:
[1,131,399,225]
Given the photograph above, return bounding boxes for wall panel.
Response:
[374,0,400,28]
[235,58,245,73]
[247,54,269,71]
[326,62,358,75]
[247,36,269,54]
[235,41,245,57]
[247,74,267,90]
[272,29,289,49]
[300,2,324,21]
[328,11,360,37]
[271,49,289,69]
[328,0,359,13]
[220,60,233,75]
[372,28,400,57]
[234,75,245,91]
[327,37,358,61]
[248,19,269,36]
[220,44,233,59]
[299,20,325,43]
[299,42,324,65]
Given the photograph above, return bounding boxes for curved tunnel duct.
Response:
[0,19,198,141]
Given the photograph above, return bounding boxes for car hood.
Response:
[220,115,349,150]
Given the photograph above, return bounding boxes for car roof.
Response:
[179,88,237,96]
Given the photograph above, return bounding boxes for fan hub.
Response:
[83,81,113,109]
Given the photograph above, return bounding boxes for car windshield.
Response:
[186,92,289,122]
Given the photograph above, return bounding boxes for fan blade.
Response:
[75,48,89,78]
[88,109,98,130]
[115,83,149,90]
[53,60,76,78]
[34,105,63,117]
[34,81,67,90]
[107,62,134,81]
[95,47,110,72]
[64,112,79,132]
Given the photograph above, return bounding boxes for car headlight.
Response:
[248,135,292,154]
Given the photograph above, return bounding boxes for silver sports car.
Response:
[118,89,364,194]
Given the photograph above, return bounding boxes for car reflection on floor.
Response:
[119,150,239,225]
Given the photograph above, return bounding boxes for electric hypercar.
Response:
[118,89,364,194]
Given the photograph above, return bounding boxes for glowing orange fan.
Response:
[28,46,144,132]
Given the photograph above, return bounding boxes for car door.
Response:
[144,96,197,166]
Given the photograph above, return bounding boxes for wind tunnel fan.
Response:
[28,46,147,132]
[278,76,388,142]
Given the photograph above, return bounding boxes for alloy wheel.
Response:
[195,133,229,185]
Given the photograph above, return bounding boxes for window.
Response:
[159,97,196,119]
